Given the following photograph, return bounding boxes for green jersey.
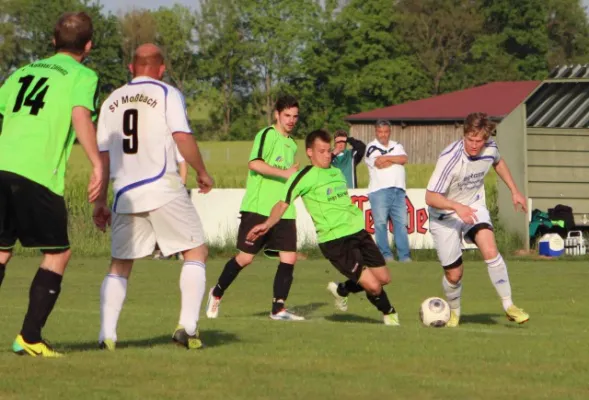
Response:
[282,165,364,243]
[0,53,99,195]
[240,126,298,219]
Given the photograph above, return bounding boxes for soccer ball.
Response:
[419,297,451,327]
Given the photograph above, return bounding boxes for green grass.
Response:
[0,258,587,399]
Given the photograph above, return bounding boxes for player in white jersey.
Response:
[425,112,529,327]
[92,43,214,350]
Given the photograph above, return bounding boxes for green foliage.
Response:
[2,0,589,138]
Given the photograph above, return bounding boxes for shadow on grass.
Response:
[60,329,240,353]
[251,302,328,318]
[460,313,501,325]
[324,314,381,325]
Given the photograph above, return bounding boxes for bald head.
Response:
[130,43,166,80]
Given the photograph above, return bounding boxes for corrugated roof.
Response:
[345,81,541,123]
[548,64,589,79]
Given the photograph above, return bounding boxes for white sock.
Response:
[179,261,206,336]
[442,276,462,317]
[99,274,128,342]
[485,254,513,311]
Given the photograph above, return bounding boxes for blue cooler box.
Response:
[538,234,565,257]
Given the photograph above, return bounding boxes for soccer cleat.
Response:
[270,309,305,321]
[172,326,204,350]
[12,335,64,358]
[205,288,221,319]
[383,312,400,326]
[446,310,460,328]
[505,305,529,324]
[99,339,116,351]
[327,282,348,312]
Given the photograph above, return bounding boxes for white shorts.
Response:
[111,194,205,260]
[429,207,493,267]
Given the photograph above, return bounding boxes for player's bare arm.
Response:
[246,201,289,242]
[425,190,477,224]
[174,133,214,193]
[493,159,527,213]
[93,151,111,232]
[72,106,103,202]
[248,159,299,180]
[375,154,408,169]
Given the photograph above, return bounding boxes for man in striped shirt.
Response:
[425,112,529,327]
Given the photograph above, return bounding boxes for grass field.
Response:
[0,258,587,400]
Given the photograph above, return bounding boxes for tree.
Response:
[196,0,250,139]
[153,5,198,93]
[398,0,483,95]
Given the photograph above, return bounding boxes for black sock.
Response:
[21,268,63,343]
[366,288,396,315]
[0,263,5,288]
[272,262,294,314]
[212,257,243,298]
[337,280,363,297]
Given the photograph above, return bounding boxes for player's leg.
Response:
[0,174,16,289]
[150,195,208,348]
[99,258,134,350]
[9,173,70,357]
[99,211,154,350]
[207,212,264,318]
[388,188,411,262]
[468,219,529,324]
[430,216,464,327]
[266,219,302,320]
[368,189,394,261]
[321,231,399,325]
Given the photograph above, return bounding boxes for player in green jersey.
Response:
[206,96,304,321]
[0,12,103,357]
[246,130,400,326]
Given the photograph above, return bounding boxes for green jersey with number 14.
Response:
[0,53,99,195]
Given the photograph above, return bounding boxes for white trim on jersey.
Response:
[97,76,192,214]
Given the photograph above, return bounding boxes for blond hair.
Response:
[464,112,496,140]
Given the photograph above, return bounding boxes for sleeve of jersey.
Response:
[364,144,378,168]
[71,69,99,121]
[491,142,501,164]
[427,152,459,194]
[166,88,192,134]
[0,75,12,116]
[390,143,407,156]
[249,129,275,162]
[282,167,313,205]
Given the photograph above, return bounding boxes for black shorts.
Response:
[0,171,69,252]
[236,212,297,257]
[319,230,386,282]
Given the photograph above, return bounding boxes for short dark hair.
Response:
[54,12,93,55]
[275,95,299,113]
[305,129,331,149]
[334,129,348,139]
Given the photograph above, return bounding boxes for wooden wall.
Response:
[348,123,464,164]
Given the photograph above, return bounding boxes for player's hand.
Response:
[246,223,270,244]
[284,163,299,179]
[88,166,103,203]
[93,201,111,232]
[456,204,478,225]
[197,172,214,194]
[512,191,528,213]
